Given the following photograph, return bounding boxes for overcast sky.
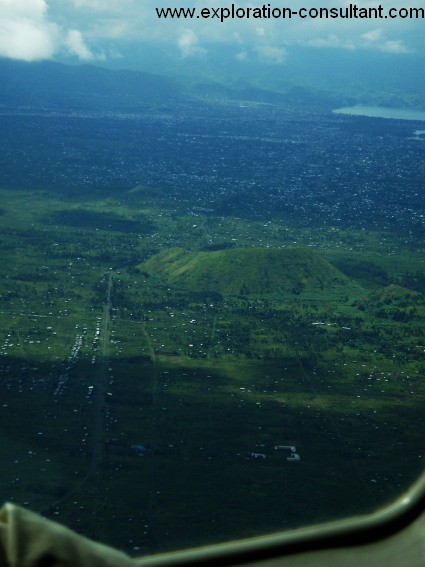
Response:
[0,0,423,68]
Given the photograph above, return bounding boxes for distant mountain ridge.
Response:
[138,247,348,295]
[0,57,345,111]
[110,43,425,110]
[2,55,423,113]
[0,58,183,111]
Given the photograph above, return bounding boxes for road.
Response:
[41,272,113,514]
[92,272,113,468]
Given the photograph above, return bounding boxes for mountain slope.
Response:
[138,247,348,295]
[0,58,183,111]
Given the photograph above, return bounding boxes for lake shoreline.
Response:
[333,105,425,122]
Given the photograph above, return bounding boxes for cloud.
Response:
[0,19,58,61]
[306,34,356,50]
[177,29,206,58]
[0,0,101,61]
[256,44,287,65]
[152,0,421,62]
[71,0,130,11]
[0,0,422,66]
[0,0,58,60]
[65,29,99,60]
[73,0,108,7]
[361,28,383,43]
[0,0,48,19]
[359,27,411,53]
[297,11,417,55]
[236,50,248,61]
[358,27,412,54]
[380,40,411,54]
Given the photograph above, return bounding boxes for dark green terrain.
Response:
[0,181,423,554]
[0,80,423,555]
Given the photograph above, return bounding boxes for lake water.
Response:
[333,105,425,122]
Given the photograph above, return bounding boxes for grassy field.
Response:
[0,184,423,554]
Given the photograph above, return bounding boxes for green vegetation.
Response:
[0,184,423,555]
[139,247,348,295]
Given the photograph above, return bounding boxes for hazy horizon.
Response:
[0,0,424,102]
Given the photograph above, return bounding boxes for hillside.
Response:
[138,247,348,295]
[0,58,183,111]
[354,284,422,321]
[356,284,421,306]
